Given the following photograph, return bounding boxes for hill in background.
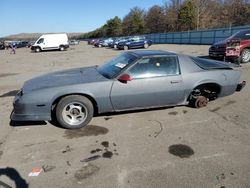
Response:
[0,32,84,41]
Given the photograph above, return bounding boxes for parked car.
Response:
[209,29,250,63]
[16,41,29,48]
[110,37,130,49]
[69,39,80,45]
[117,36,152,50]
[101,38,114,47]
[93,39,105,48]
[88,39,98,45]
[31,33,69,52]
[11,50,245,129]
[0,42,4,50]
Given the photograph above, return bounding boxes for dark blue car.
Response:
[117,36,152,50]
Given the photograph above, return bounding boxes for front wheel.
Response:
[35,47,41,53]
[241,49,250,63]
[56,95,94,129]
[144,43,149,49]
[59,45,65,51]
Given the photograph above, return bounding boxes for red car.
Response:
[209,30,250,63]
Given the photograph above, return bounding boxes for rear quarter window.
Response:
[191,57,232,70]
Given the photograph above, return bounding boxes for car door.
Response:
[36,38,46,50]
[110,56,185,111]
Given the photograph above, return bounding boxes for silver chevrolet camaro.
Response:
[11,50,245,129]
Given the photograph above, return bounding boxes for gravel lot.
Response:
[0,42,250,188]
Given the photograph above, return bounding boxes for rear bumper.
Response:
[236,81,246,92]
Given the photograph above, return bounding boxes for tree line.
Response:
[80,0,250,39]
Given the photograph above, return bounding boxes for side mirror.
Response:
[118,73,132,83]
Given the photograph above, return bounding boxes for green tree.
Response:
[145,5,165,33]
[122,7,146,35]
[106,16,122,37]
[178,0,196,31]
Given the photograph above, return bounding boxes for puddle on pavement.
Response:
[168,111,178,115]
[88,141,118,160]
[102,151,113,158]
[90,148,102,154]
[64,125,108,139]
[74,164,100,180]
[168,144,194,158]
[0,73,18,78]
[0,90,19,98]
[101,141,109,148]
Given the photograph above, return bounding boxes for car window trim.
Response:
[118,55,181,80]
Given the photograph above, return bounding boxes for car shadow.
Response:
[96,106,175,118]
[9,120,47,127]
[9,106,183,129]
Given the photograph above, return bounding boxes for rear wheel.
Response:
[124,46,128,50]
[98,44,102,48]
[56,95,94,129]
[114,44,117,49]
[144,43,149,49]
[241,48,250,63]
[194,96,208,108]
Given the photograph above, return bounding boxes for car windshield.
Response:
[229,30,250,39]
[97,53,138,79]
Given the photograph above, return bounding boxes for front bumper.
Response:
[209,50,225,57]
[11,93,51,122]
[236,81,246,92]
[10,110,51,121]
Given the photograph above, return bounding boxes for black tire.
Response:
[56,95,94,129]
[124,46,128,50]
[59,45,65,51]
[35,47,41,53]
[241,48,250,63]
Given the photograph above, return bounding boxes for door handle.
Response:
[170,80,181,84]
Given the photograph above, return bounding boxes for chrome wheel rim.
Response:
[242,50,250,62]
[124,46,128,50]
[62,102,87,126]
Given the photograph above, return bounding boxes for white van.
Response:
[31,33,69,52]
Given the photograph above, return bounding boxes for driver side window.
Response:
[37,38,44,44]
[127,56,179,79]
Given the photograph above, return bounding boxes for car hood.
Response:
[212,40,226,47]
[22,66,106,93]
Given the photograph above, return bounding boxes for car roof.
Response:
[128,50,177,57]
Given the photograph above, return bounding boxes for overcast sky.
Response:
[0,0,165,37]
